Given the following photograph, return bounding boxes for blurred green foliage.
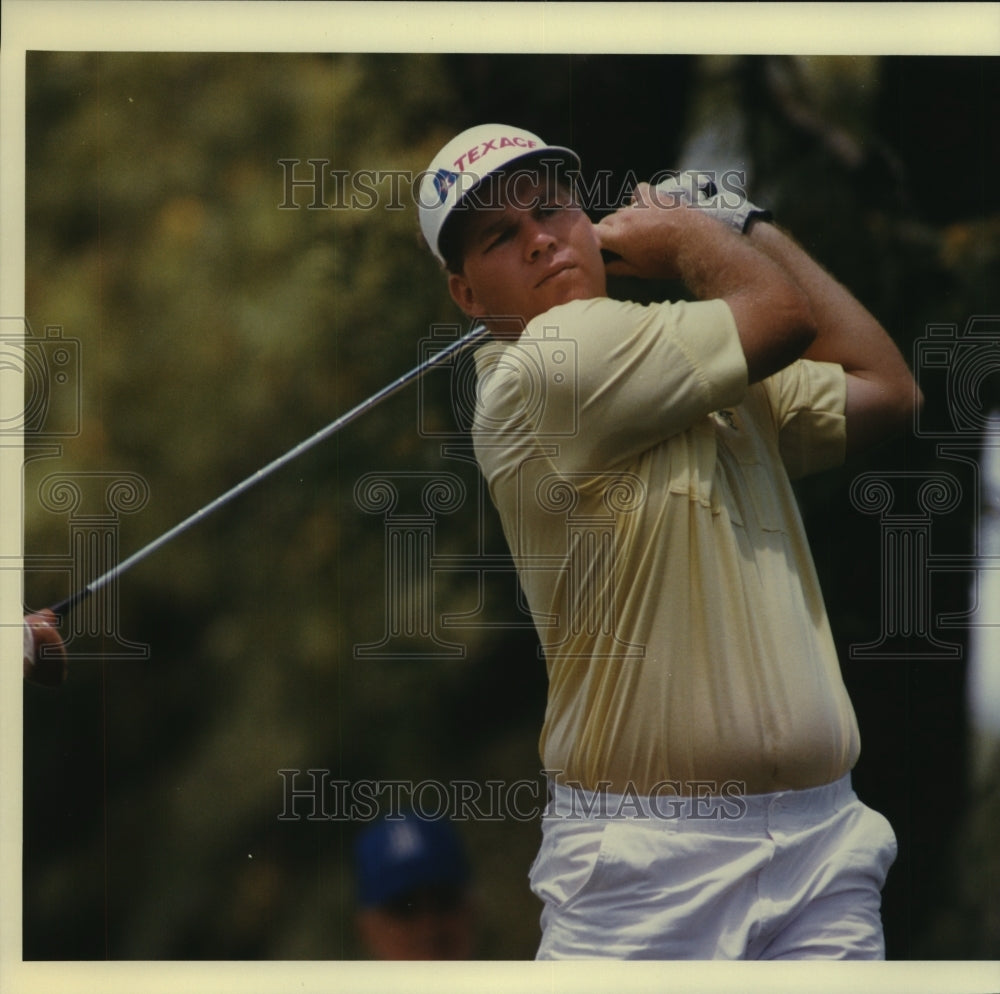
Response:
[21,52,999,960]
[24,51,546,960]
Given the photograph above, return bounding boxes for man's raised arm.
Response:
[746,219,922,454]
[597,183,817,384]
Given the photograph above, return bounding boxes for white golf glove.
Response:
[652,171,771,233]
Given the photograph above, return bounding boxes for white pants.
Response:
[529,775,897,960]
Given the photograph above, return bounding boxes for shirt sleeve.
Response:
[762,359,848,479]
[476,296,748,474]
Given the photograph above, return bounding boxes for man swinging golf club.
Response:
[23,115,919,960]
[417,123,921,959]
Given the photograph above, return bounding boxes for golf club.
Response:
[49,322,491,619]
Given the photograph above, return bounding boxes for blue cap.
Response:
[354,813,470,909]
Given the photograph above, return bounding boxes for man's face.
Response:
[357,886,476,960]
[447,171,607,337]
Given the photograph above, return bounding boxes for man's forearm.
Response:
[745,220,906,379]
[746,218,922,449]
[598,191,817,384]
[673,214,817,384]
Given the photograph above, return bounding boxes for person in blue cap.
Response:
[354,812,477,960]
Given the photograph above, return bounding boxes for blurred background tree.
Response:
[21,51,999,960]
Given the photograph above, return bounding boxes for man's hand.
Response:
[595,182,816,385]
[23,609,68,687]
[595,182,698,281]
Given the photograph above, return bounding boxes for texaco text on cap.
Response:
[418,123,581,265]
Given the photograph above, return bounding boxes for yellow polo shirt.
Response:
[472,296,859,796]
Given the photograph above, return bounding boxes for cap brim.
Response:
[436,146,581,264]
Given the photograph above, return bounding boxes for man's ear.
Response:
[448,272,485,318]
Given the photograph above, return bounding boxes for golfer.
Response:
[417,124,920,959]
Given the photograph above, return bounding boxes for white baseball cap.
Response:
[418,123,581,266]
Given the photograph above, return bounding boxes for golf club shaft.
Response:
[50,324,490,619]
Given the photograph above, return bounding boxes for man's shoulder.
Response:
[528,295,648,330]
[471,298,625,366]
